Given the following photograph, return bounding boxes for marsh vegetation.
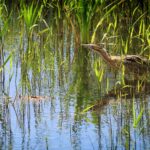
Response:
[0,0,150,149]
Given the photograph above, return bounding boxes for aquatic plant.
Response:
[64,0,101,43]
[0,53,12,72]
[132,97,144,128]
[94,59,104,84]
[0,3,13,71]
[89,0,150,56]
[0,3,8,37]
[20,3,43,36]
[91,0,124,43]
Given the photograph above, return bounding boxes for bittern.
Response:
[82,44,149,69]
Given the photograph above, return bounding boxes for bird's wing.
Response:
[124,55,148,64]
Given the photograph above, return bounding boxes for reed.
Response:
[88,0,149,57]
[20,3,43,36]
[132,97,144,128]
[94,60,104,84]
[91,0,124,43]
[64,0,101,43]
[0,3,13,71]
[0,3,9,38]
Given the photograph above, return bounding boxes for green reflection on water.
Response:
[0,2,149,149]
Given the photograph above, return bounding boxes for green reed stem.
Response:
[132,97,144,128]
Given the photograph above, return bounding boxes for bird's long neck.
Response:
[99,50,112,62]
[96,48,115,66]
[82,44,120,67]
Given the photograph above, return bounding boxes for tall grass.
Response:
[20,3,43,37]
[0,3,12,71]
[0,0,149,91]
[0,3,8,37]
[132,97,144,128]
[64,0,101,43]
[87,0,150,56]
[94,59,104,84]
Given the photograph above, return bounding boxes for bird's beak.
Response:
[81,44,92,49]
[82,43,104,54]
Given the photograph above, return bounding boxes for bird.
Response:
[82,44,149,69]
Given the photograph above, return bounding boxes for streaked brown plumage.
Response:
[82,44,149,68]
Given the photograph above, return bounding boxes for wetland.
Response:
[0,1,150,149]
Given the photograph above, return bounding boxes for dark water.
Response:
[0,15,150,150]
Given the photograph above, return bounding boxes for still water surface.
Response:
[0,15,150,150]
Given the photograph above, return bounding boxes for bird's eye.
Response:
[90,45,94,49]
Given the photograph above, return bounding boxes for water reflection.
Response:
[0,14,149,150]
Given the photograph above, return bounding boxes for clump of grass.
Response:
[91,0,124,43]
[20,3,43,36]
[64,0,101,43]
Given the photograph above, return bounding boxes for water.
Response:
[0,13,150,150]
